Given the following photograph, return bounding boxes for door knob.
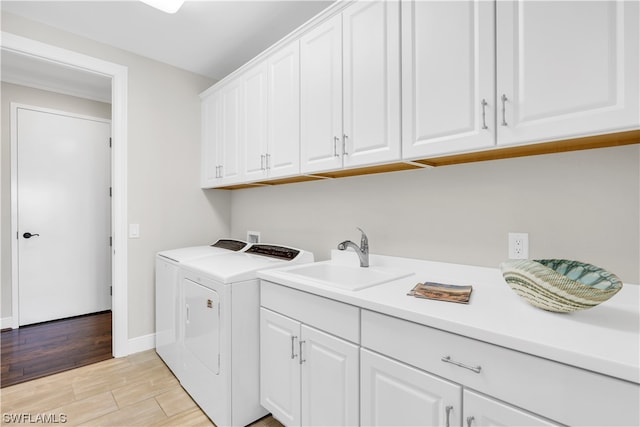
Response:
[23,232,40,239]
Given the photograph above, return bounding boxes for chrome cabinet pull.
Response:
[441,355,482,373]
[500,94,508,126]
[342,134,349,156]
[467,416,475,427]
[481,99,488,130]
[445,406,453,427]
[299,340,306,365]
[266,153,271,170]
[333,137,340,157]
[261,154,265,171]
[291,336,298,359]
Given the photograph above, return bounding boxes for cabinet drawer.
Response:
[261,281,360,343]
[361,310,639,427]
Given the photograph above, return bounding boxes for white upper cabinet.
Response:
[201,79,243,188]
[243,42,301,182]
[300,13,344,173]
[402,0,639,158]
[301,1,401,174]
[201,93,219,188]
[496,0,639,146]
[241,62,269,182]
[342,0,401,168]
[267,42,301,179]
[402,0,496,159]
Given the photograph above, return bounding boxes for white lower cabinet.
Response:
[463,389,557,427]
[361,349,461,427]
[260,307,359,427]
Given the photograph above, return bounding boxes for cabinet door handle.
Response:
[291,336,298,359]
[500,94,508,126]
[481,99,488,130]
[467,416,475,427]
[266,153,271,170]
[261,154,265,171]
[342,134,349,156]
[333,137,340,157]
[299,340,306,365]
[441,355,482,373]
[445,405,453,427]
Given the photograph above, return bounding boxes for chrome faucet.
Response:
[337,227,369,267]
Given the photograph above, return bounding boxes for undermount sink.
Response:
[284,262,413,291]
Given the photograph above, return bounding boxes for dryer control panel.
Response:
[245,244,300,261]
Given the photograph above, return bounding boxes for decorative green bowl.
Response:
[500,259,623,313]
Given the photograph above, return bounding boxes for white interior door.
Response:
[16,106,111,326]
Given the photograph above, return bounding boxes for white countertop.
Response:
[258,250,640,384]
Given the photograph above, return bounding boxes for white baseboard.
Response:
[1,317,13,329]
[127,332,156,355]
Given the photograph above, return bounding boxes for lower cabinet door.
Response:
[463,389,559,427]
[361,349,462,427]
[301,325,359,427]
[260,308,301,426]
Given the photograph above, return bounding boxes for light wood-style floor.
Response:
[0,349,283,427]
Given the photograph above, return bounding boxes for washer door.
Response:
[184,278,220,375]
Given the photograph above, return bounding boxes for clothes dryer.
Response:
[179,244,314,427]
[155,239,248,376]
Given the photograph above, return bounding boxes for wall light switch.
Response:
[129,224,140,239]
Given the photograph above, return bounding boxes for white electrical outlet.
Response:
[508,232,529,259]
[247,231,261,244]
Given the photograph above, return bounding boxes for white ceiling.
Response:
[1,0,334,101]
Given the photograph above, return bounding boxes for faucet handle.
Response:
[356,227,368,249]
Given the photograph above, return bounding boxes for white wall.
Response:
[1,13,231,340]
[231,145,640,284]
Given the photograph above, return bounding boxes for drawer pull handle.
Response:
[467,416,475,427]
[441,355,482,373]
[481,99,488,130]
[500,94,508,126]
[299,340,306,365]
[445,405,453,427]
[291,336,298,359]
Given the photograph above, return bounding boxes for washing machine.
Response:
[178,244,314,427]
[155,239,248,377]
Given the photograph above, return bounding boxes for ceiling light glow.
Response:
[140,0,185,14]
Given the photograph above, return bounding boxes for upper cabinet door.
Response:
[218,79,244,185]
[402,0,496,159]
[497,0,640,146]
[300,14,343,174]
[268,41,301,179]
[343,0,401,167]
[200,93,220,188]
[242,62,269,182]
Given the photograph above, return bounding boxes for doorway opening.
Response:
[1,32,128,359]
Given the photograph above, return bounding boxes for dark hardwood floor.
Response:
[1,311,112,388]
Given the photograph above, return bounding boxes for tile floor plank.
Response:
[0,350,284,427]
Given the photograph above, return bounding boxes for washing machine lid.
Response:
[156,239,248,263]
[181,244,314,283]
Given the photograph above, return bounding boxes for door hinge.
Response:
[109,137,112,147]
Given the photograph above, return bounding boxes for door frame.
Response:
[3,32,129,358]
